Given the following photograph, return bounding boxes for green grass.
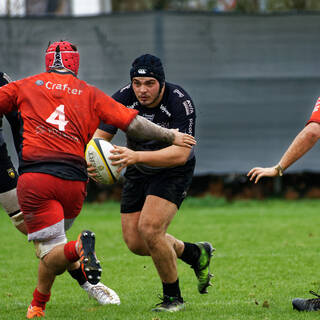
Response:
[2,197,320,319]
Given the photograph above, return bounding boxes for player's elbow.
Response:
[174,153,190,166]
[93,129,114,142]
[304,122,320,142]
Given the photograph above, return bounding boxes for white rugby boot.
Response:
[81,281,121,305]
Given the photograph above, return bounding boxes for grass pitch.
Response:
[1,197,320,319]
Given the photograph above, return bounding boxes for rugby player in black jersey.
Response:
[91,54,215,312]
[0,72,27,234]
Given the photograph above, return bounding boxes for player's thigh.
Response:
[120,177,147,213]
[140,195,178,233]
[147,166,194,210]
[17,172,85,239]
[121,211,144,246]
[57,179,87,229]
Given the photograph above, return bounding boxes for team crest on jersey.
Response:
[35,80,44,86]
[7,168,15,179]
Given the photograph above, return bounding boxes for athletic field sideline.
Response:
[1,197,320,319]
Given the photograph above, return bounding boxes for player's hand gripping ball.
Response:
[85,138,121,184]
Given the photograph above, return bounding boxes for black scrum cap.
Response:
[130,54,165,88]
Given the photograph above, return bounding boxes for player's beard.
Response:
[139,87,162,107]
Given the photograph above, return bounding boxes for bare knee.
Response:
[42,254,65,275]
[123,231,147,255]
[138,221,163,250]
[125,238,144,255]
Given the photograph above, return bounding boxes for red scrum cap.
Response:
[45,41,79,75]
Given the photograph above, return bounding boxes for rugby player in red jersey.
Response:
[248,96,320,312]
[0,41,195,319]
[0,71,123,308]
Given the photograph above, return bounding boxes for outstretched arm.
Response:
[109,144,192,172]
[248,122,320,183]
[126,115,196,148]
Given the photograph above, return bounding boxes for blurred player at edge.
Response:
[247,96,320,312]
[0,41,195,319]
[0,72,27,234]
[91,54,213,312]
[0,71,122,307]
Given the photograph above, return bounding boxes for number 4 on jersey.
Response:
[46,105,69,131]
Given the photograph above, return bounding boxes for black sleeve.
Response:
[170,94,196,137]
[4,110,21,154]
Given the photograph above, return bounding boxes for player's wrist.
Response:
[274,164,284,176]
[135,151,143,164]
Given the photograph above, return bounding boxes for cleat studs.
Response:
[96,260,100,264]
[84,258,88,263]
[98,268,102,272]
[97,276,101,280]
[85,267,90,272]
[208,282,213,287]
[92,232,95,237]
[83,232,88,236]
[88,275,93,279]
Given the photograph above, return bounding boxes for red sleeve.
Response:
[307,97,320,125]
[94,87,138,131]
[0,82,18,115]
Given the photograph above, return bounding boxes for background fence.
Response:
[2,12,320,175]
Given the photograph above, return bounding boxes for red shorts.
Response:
[17,172,87,241]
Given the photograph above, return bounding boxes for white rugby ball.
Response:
[85,138,120,185]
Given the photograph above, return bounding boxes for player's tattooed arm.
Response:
[127,115,174,143]
[126,115,196,148]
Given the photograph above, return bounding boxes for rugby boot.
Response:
[77,230,102,285]
[292,291,320,311]
[26,305,45,318]
[192,242,215,294]
[152,295,185,312]
[82,282,121,305]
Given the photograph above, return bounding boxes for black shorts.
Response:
[0,143,18,193]
[121,158,195,213]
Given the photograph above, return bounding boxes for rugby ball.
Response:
[85,138,120,185]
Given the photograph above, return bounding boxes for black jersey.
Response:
[99,82,196,175]
[0,112,21,153]
[0,116,4,147]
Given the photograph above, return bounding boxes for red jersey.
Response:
[307,97,320,125]
[0,71,138,180]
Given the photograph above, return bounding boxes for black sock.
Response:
[68,267,87,286]
[162,279,182,299]
[179,242,201,266]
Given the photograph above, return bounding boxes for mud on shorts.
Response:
[0,143,18,193]
[17,172,87,242]
[121,158,195,213]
